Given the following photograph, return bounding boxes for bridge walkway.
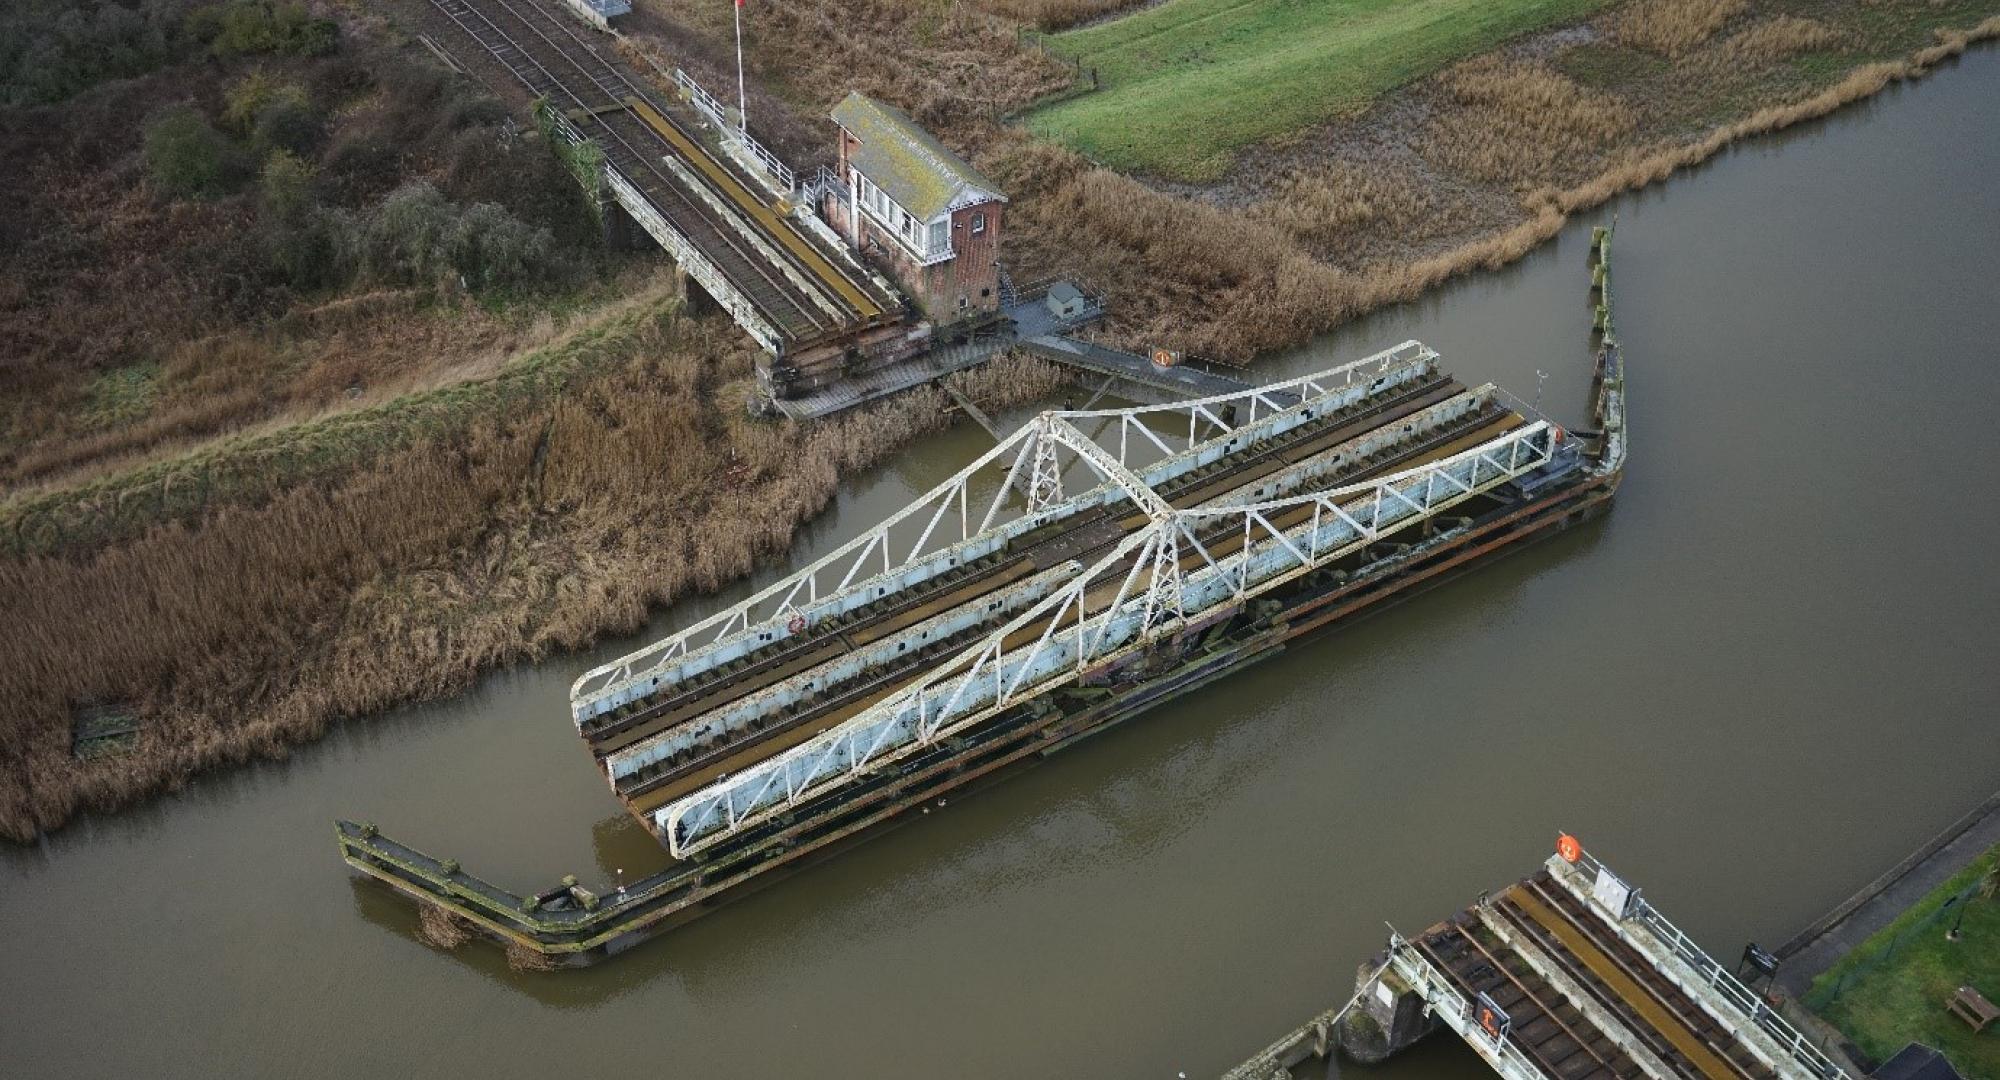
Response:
[599,383,1518,818]
[1017,333,1301,409]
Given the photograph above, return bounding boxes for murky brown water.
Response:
[6,50,1999,1080]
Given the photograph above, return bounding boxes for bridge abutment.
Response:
[1338,959,1440,1064]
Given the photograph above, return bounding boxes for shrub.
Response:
[193,0,338,58]
[253,90,324,155]
[364,181,458,284]
[258,148,317,222]
[449,202,557,289]
[143,103,245,199]
[0,2,177,106]
[223,69,286,130]
[358,181,566,290]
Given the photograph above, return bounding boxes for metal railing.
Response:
[1570,848,1851,1080]
[568,340,1447,722]
[673,67,796,194]
[657,409,1553,855]
[1387,931,1552,1080]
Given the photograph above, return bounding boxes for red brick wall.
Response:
[827,133,1004,321]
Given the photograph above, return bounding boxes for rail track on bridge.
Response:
[429,0,895,353]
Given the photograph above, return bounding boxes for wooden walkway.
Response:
[1016,335,1298,408]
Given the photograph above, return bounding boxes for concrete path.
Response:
[1776,789,2000,995]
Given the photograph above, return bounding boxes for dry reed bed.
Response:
[0,339,1066,842]
[1613,0,1752,57]
[986,7,2000,361]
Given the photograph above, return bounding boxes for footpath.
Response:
[1777,789,2000,996]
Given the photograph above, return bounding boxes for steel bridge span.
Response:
[567,326,1603,858]
[334,227,1628,967]
[428,0,904,389]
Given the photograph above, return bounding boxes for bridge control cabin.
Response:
[823,93,1005,325]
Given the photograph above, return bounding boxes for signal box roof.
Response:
[831,92,1005,220]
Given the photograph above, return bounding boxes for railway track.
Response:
[1416,870,1783,1080]
[428,0,883,344]
[600,386,1526,812]
[579,365,1465,757]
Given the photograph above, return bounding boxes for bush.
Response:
[258,148,316,223]
[192,0,338,58]
[449,202,556,289]
[359,181,566,290]
[1,1,178,106]
[143,103,245,199]
[254,91,324,155]
[364,181,458,284]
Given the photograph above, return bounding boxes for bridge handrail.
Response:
[1573,848,1851,1080]
[567,341,1439,714]
[1387,930,1552,1080]
[657,418,1554,855]
[674,67,796,193]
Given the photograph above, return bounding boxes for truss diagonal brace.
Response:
[1038,413,1175,519]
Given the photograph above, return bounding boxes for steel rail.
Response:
[658,419,1555,855]
[477,0,831,335]
[577,369,1460,753]
[431,0,828,339]
[603,399,1516,806]
[569,341,1441,715]
[497,0,880,325]
[582,373,1466,762]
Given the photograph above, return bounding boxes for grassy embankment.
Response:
[1809,846,2000,1080]
[1028,0,1619,182]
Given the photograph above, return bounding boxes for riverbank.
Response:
[1780,790,2000,996]
[0,296,1068,841]
[4,0,1996,842]
[1804,840,2000,1078]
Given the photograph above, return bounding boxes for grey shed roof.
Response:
[832,92,1005,220]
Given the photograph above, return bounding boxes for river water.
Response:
[5,49,1998,1080]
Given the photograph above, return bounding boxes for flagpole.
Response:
[733,0,747,132]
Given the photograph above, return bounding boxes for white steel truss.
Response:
[656,417,1557,857]
[568,340,1440,725]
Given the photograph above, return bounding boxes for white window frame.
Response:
[852,169,953,265]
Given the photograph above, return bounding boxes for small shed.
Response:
[1044,282,1088,320]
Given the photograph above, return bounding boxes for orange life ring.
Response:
[787,613,808,634]
[1552,424,1565,443]
[1557,833,1583,863]
[1479,1007,1501,1037]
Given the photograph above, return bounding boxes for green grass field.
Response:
[1809,846,2000,1080]
[1026,0,1616,181]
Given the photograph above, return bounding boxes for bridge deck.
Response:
[1416,869,1783,1080]
[429,0,895,350]
[566,345,1564,854]
[1017,334,1302,408]
[579,364,1464,760]
[1364,841,1855,1080]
